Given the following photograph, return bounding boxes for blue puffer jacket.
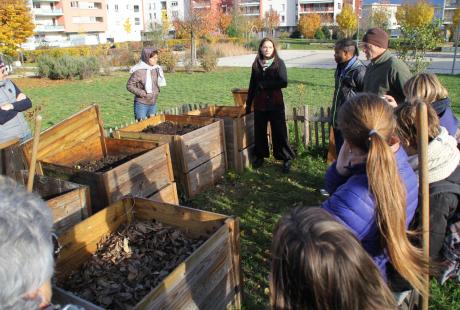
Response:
[322,147,419,279]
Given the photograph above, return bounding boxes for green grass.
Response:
[14,68,460,309]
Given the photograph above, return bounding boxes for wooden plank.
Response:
[133,198,227,238]
[105,137,159,155]
[55,200,127,280]
[185,152,226,198]
[22,106,102,165]
[225,218,242,308]
[0,138,19,149]
[304,105,309,147]
[147,182,179,205]
[44,136,104,166]
[234,144,254,173]
[237,113,254,151]
[180,120,225,172]
[293,107,299,152]
[52,287,105,310]
[314,112,319,148]
[231,88,248,107]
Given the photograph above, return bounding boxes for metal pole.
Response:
[452,23,459,75]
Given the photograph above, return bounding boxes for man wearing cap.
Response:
[361,28,412,106]
[0,60,32,143]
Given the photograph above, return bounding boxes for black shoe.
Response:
[282,159,292,173]
[252,157,264,169]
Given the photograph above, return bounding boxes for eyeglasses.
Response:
[51,233,62,259]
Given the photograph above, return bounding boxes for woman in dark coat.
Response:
[245,38,294,173]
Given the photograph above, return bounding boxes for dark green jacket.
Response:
[363,50,412,105]
[331,57,366,127]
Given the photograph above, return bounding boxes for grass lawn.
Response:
[13,68,460,309]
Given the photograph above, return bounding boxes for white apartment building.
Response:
[142,0,187,32]
[262,0,297,30]
[361,2,399,31]
[442,0,459,25]
[297,0,350,25]
[105,0,144,42]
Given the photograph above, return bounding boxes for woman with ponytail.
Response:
[322,93,428,296]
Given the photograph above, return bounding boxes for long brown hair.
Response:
[271,207,396,310]
[256,37,279,62]
[338,93,428,296]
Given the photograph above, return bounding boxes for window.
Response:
[134,5,139,12]
[33,3,40,8]
[172,10,178,17]
[96,17,103,22]
[106,4,108,10]
[171,1,178,6]
[154,12,157,19]
[115,4,118,12]
[135,17,140,25]
[70,1,78,8]
[281,15,285,22]
[338,3,341,9]
[149,13,152,20]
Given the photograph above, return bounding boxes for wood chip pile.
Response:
[142,121,203,135]
[59,219,205,309]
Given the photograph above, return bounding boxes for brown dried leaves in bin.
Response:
[59,219,205,309]
[74,153,141,173]
[142,121,203,135]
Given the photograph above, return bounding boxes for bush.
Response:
[244,39,260,51]
[37,55,99,80]
[279,31,290,39]
[314,28,326,40]
[108,48,138,67]
[197,44,210,59]
[290,30,302,38]
[321,26,332,40]
[158,49,177,72]
[200,48,218,72]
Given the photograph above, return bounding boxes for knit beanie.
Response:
[363,28,388,49]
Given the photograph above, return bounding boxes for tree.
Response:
[123,18,132,34]
[298,14,321,39]
[396,0,434,28]
[395,1,441,73]
[264,9,280,37]
[161,13,170,39]
[336,4,357,38]
[371,6,390,30]
[219,12,232,34]
[0,0,34,56]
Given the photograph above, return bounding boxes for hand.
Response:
[0,103,14,111]
[245,103,252,114]
[336,141,367,176]
[16,93,27,101]
[382,95,397,108]
[145,93,154,100]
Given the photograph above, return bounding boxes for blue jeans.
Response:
[134,101,157,120]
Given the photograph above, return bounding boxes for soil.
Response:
[142,121,203,135]
[75,153,143,173]
[59,219,205,309]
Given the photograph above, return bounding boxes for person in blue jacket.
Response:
[321,93,428,297]
[403,73,459,140]
[0,60,32,143]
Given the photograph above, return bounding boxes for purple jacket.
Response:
[432,97,458,137]
[322,147,419,279]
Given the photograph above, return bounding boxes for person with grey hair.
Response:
[0,175,54,309]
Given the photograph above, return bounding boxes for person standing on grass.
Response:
[271,207,396,310]
[361,28,412,107]
[127,48,166,121]
[331,38,366,155]
[245,38,295,173]
[0,59,32,144]
[321,93,428,298]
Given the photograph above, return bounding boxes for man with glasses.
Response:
[361,28,412,107]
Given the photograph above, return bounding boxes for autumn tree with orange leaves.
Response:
[298,14,321,39]
[264,9,280,37]
[0,0,34,56]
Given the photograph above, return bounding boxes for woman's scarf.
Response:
[129,48,166,93]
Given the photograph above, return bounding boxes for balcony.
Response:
[33,8,63,16]
[298,0,334,4]
[239,0,260,6]
[33,0,60,2]
[35,25,65,32]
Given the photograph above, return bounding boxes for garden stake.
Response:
[27,115,42,192]
[416,101,429,310]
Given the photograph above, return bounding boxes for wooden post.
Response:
[293,107,299,153]
[314,111,319,148]
[27,115,43,192]
[416,101,430,310]
[304,105,309,147]
[320,107,326,149]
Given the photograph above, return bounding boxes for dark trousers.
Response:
[254,109,295,161]
[333,127,344,155]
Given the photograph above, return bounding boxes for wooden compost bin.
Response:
[186,105,254,173]
[54,197,242,309]
[22,105,176,212]
[14,171,90,235]
[0,138,27,177]
[113,114,227,199]
[231,88,249,107]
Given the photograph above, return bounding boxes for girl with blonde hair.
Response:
[322,93,428,296]
[404,72,458,138]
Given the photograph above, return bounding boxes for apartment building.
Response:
[298,0,352,25]
[25,0,107,48]
[442,0,459,25]
[105,0,144,42]
[142,0,187,33]
[361,2,399,31]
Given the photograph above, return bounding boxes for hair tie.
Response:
[369,129,378,137]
